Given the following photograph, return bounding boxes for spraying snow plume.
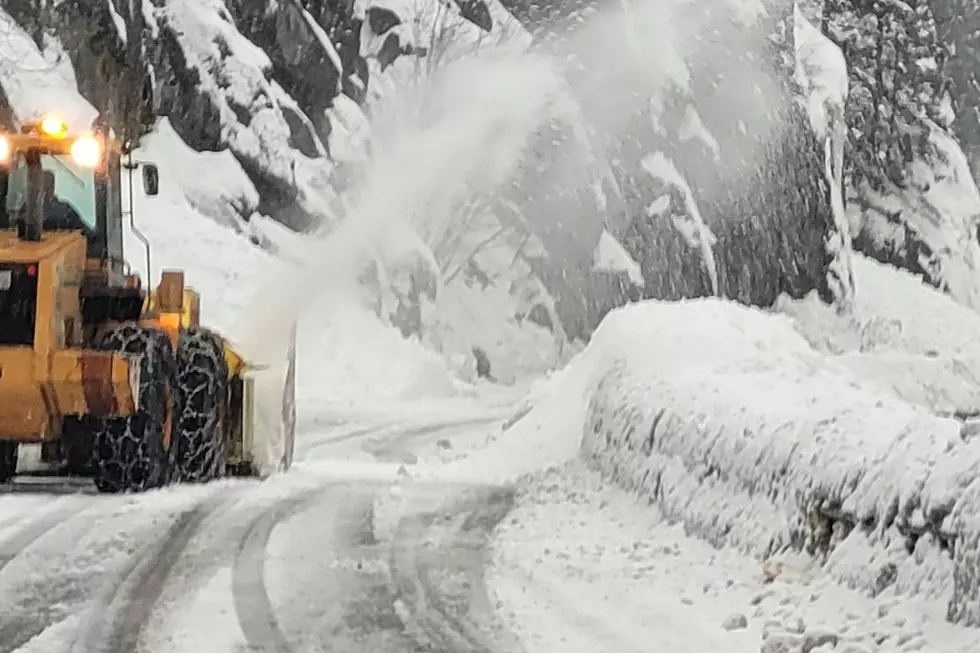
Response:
[242,0,845,354]
[239,48,566,353]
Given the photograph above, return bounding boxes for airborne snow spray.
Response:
[238,0,788,360]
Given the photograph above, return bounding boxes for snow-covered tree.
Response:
[824,1,980,310]
[824,0,951,190]
[929,0,980,179]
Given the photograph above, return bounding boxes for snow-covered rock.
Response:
[793,6,855,311]
[848,119,980,311]
[820,1,980,311]
[556,0,851,316]
[0,10,97,131]
[148,0,337,230]
[591,229,643,289]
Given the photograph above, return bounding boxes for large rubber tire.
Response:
[173,327,228,483]
[91,325,178,493]
[61,416,95,476]
[0,442,17,483]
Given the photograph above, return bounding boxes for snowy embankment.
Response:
[449,253,980,630]
[550,259,980,626]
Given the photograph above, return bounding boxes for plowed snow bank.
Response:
[579,299,980,624]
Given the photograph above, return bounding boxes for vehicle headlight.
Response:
[70,136,101,167]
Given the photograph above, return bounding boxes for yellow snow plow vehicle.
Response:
[0,117,295,493]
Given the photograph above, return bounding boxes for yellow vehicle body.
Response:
[0,231,138,440]
[0,117,295,491]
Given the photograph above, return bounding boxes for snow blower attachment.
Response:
[0,117,295,492]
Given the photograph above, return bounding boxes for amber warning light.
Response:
[0,119,101,167]
[40,117,68,138]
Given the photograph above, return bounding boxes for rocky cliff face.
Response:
[5,0,364,230]
[496,0,851,324]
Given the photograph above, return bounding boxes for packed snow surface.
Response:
[490,463,980,653]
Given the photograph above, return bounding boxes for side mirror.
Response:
[142,163,160,196]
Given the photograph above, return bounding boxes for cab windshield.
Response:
[3,153,97,231]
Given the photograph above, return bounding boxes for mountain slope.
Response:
[2,0,980,380]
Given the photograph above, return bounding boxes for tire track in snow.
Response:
[366,416,505,465]
[301,425,392,455]
[232,486,337,653]
[388,486,517,653]
[302,413,506,459]
[0,500,81,575]
[0,498,114,653]
[231,479,497,653]
[70,491,234,653]
[227,417,506,652]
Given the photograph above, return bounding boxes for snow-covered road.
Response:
[5,412,977,653]
[0,406,516,653]
[4,289,980,653]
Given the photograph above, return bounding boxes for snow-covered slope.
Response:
[7,0,979,387]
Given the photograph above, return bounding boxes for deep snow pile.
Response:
[574,292,980,625]
[777,254,980,418]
